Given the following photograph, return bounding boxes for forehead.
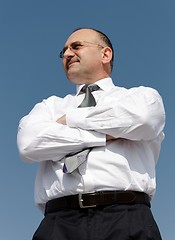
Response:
[65,29,99,45]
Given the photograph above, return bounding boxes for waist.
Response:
[45,191,151,215]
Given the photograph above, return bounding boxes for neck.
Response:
[69,73,110,85]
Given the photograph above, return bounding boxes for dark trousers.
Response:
[32,204,162,240]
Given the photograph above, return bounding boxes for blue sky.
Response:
[1,0,174,239]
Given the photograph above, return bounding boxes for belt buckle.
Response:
[78,193,97,208]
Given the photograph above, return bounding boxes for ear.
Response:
[101,47,112,64]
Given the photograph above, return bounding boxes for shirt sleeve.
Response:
[66,86,166,141]
[17,96,105,163]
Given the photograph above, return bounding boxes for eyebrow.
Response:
[62,41,82,52]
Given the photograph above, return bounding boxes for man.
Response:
[17,28,165,240]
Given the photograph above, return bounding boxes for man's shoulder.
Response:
[44,94,75,102]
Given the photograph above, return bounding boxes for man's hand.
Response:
[57,115,67,125]
[106,134,117,141]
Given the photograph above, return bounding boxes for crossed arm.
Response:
[57,115,115,141]
[17,87,165,163]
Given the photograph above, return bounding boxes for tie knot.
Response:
[81,84,100,93]
[78,84,99,108]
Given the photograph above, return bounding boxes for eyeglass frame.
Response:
[59,40,105,59]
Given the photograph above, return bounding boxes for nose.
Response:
[63,47,75,59]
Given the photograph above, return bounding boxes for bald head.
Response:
[61,28,113,85]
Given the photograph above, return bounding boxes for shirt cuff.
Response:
[66,108,106,147]
[66,108,91,129]
[82,129,106,148]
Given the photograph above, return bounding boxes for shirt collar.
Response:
[76,77,115,95]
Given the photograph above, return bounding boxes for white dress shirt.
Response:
[17,78,165,212]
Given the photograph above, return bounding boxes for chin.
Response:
[66,72,84,85]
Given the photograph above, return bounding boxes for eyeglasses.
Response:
[59,40,105,59]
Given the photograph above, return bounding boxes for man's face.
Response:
[61,29,106,85]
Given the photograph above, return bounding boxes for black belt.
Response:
[45,191,150,215]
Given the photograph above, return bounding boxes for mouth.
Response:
[66,58,79,70]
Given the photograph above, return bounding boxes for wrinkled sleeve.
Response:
[17,96,105,163]
[66,86,165,141]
